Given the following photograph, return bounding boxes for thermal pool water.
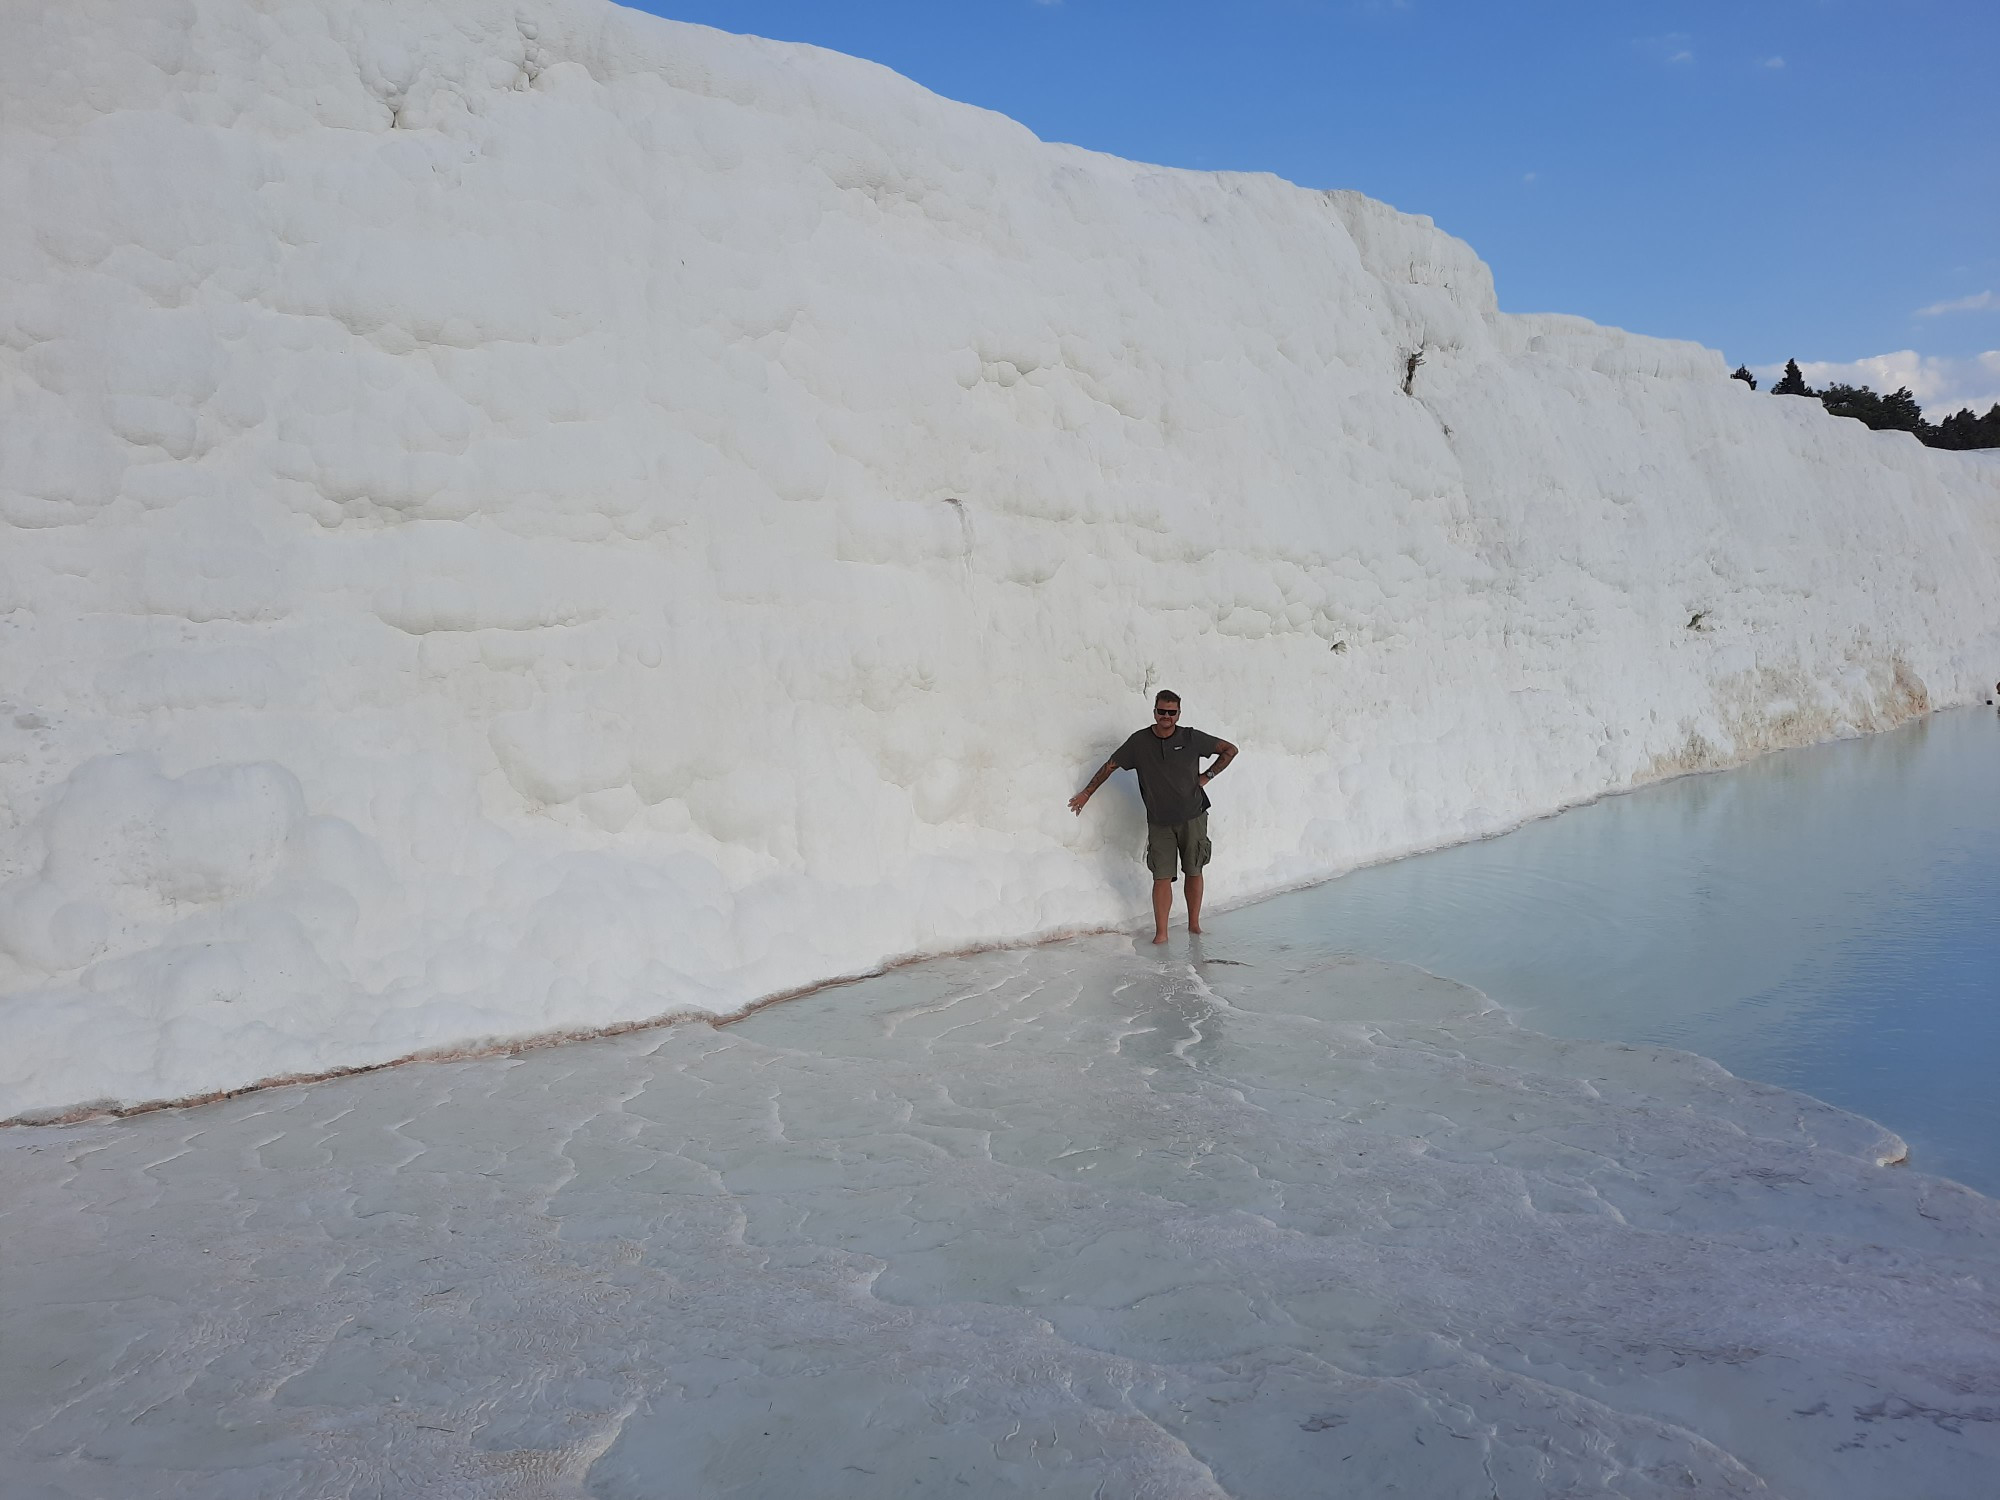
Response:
[6,872,1998,1495]
[1234,704,2000,1197]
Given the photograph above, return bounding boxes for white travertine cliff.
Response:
[4,0,1998,1115]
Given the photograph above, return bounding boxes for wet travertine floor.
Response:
[6,938,1998,1498]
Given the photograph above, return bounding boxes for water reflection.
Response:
[1229,708,2000,1195]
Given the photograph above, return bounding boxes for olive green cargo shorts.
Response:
[1145,813,1211,881]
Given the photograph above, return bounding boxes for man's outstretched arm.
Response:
[1069,758,1122,814]
[1199,739,1238,786]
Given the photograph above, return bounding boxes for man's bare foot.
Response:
[1188,922,1203,935]
[1151,931,1169,945]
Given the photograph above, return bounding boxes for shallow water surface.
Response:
[1233,706,2000,1194]
[7,942,1999,1496]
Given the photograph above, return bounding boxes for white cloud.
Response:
[1749,350,2000,418]
[1916,290,1998,317]
[1522,171,1538,185]
[1761,56,1786,69]
[1636,33,1695,65]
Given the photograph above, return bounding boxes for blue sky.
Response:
[621,1,2000,415]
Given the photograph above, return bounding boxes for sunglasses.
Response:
[1154,707,1179,717]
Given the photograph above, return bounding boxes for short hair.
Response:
[1154,689,1181,706]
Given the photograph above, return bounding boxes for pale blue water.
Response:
[1224,706,2000,1196]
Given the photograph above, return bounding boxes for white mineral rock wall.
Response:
[4,0,1998,1117]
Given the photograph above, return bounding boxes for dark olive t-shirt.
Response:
[1114,725,1222,826]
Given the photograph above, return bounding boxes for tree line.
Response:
[1730,360,2000,450]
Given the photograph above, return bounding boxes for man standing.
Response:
[1069,691,1238,944]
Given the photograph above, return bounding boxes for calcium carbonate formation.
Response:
[3,0,1998,1116]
